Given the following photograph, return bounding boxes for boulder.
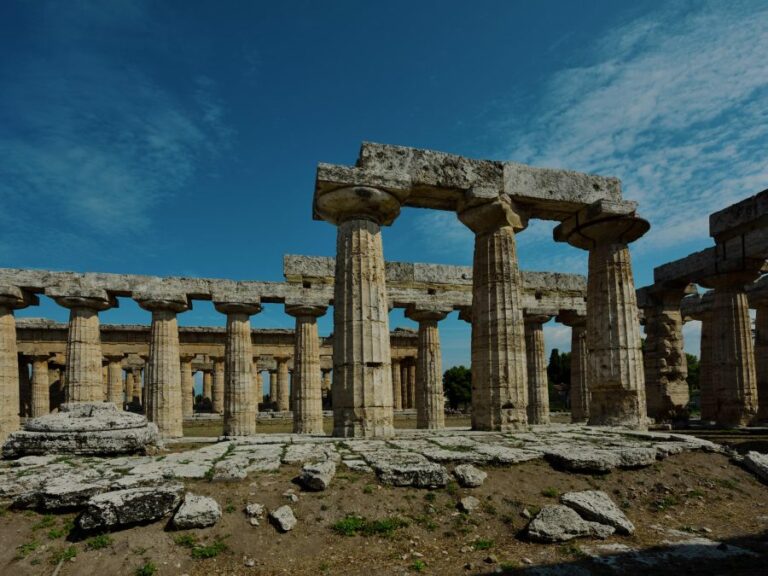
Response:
[526,505,615,543]
[77,483,184,530]
[172,493,221,529]
[743,451,768,483]
[374,461,450,488]
[269,505,297,532]
[458,496,481,513]
[454,464,487,488]
[298,460,336,491]
[560,490,635,535]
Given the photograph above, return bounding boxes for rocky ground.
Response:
[1,425,767,576]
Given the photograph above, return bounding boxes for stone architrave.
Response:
[180,355,195,419]
[700,271,760,427]
[406,306,450,429]
[137,293,189,438]
[315,185,402,438]
[274,357,290,412]
[1,286,37,441]
[30,355,51,418]
[286,304,327,434]
[458,193,529,430]
[51,289,114,404]
[754,301,768,422]
[214,299,262,436]
[554,200,649,429]
[105,355,124,407]
[524,314,552,425]
[391,359,403,410]
[640,287,691,421]
[211,357,225,415]
[557,311,589,422]
[202,370,213,405]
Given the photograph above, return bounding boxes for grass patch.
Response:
[331,515,408,537]
[445,481,458,496]
[541,487,559,498]
[474,538,494,550]
[135,561,157,576]
[174,534,198,548]
[424,492,436,502]
[32,514,56,531]
[560,543,586,557]
[85,534,113,550]
[49,545,77,565]
[411,559,427,572]
[363,484,374,495]
[652,495,681,511]
[15,540,39,560]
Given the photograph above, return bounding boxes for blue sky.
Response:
[1,0,767,371]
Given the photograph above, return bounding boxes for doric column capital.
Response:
[29,353,53,363]
[554,199,649,250]
[104,354,124,364]
[285,304,328,318]
[458,306,472,324]
[405,305,451,323]
[48,286,115,311]
[213,294,262,316]
[180,353,196,363]
[556,310,586,328]
[315,186,402,226]
[524,313,553,326]
[0,285,38,309]
[458,193,528,234]
[135,291,189,313]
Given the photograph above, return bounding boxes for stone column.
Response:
[180,354,195,419]
[124,370,134,406]
[211,357,225,415]
[391,359,403,410]
[132,368,143,406]
[286,304,327,434]
[321,369,332,397]
[215,300,262,436]
[1,286,35,441]
[52,290,114,404]
[202,370,213,405]
[640,287,691,421]
[30,355,51,417]
[267,370,277,406]
[701,272,759,426]
[102,364,108,399]
[137,294,188,438]
[557,312,589,422]
[18,355,31,417]
[407,361,417,409]
[105,355,124,406]
[458,195,529,430]
[254,364,264,407]
[400,362,409,408]
[274,356,290,412]
[524,314,551,425]
[697,310,715,421]
[406,306,450,429]
[754,302,768,422]
[554,200,649,428]
[315,186,401,438]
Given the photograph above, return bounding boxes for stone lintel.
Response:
[710,188,768,242]
[553,199,649,249]
[635,283,697,309]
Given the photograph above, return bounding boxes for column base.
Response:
[587,389,648,430]
[332,408,394,438]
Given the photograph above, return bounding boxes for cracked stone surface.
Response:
[526,505,615,542]
[560,490,635,535]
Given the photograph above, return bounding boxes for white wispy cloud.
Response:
[0,1,233,257]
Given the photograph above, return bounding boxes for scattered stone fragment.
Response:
[374,461,450,488]
[522,558,533,565]
[282,489,299,502]
[454,464,487,488]
[172,493,222,529]
[298,460,336,491]
[743,451,768,482]
[521,508,532,519]
[484,554,497,564]
[78,483,184,530]
[13,477,108,510]
[244,557,256,567]
[269,505,297,532]
[459,496,480,513]
[526,505,615,543]
[246,502,265,518]
[560,490,635,535]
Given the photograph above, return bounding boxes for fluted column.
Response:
[524,314,551,425]
[0,287,32,441]
[407,307,450,429]
[321,369,332,398]
[640,287,690,421]
[316,186,402,438]
[557,311,589,422]
[137,295,188,438]
[391,359,403,410]
[19,356,31,417]
[202,370,213,406]
[253,363,263,407]
[754,303,768,422]
[400,362,409,408]
[52,291,113,403]
[702,272,759,426]
[30,355,51,417]
[274,356,290,412]
[133,367,143,406]
[124,370,134,406]
[554,200,649,428]
[180,354,195,419]
[407,361,416,410]
[698,310,715,421]
[215,300,262,436]
[286,304,327,434]
[211,357,225,415]
[105,355,124,406]
[458,195,529,430]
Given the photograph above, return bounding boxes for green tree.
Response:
[443,366,471,409]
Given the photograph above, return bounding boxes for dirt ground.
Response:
[2,450,767,576]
